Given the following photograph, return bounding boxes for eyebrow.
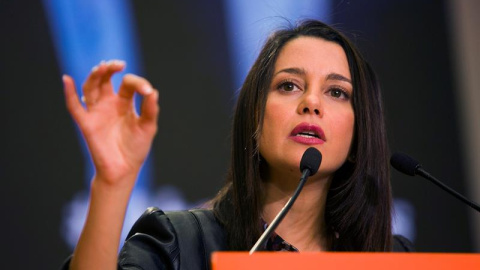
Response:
[274,68,352,84]
[274,67,306,76]
[326,73,352,84]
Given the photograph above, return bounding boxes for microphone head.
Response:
[390,152,421,176]
[300,147,322,175]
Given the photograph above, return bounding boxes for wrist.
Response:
[91,171,138,192]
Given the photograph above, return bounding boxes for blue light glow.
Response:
[42,0,153,249]
[42,0,151,187]
[224,0,331,90]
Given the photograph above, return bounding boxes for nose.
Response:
[298,91,322,116]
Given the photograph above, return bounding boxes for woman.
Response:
[62,20,412,270]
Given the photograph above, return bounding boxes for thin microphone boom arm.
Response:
[390,152,480,213]
[249,169,310,254]
[416,167,480,212]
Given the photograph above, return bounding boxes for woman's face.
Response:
[259,36,354,180]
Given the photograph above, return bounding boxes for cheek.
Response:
[332,110,355,154]
[259,99,290,153]
[265,100,288,123]
[318,109,355,175]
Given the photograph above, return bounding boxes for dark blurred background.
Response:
[1,0,479,269]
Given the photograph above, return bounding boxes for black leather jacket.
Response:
[62,207,414,270]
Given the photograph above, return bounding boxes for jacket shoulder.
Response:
[392,235,415,252]
[119,207,179,269]
[120,207,227,270]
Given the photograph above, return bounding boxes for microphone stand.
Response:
[416,167,480,212]
[249,169,311,254]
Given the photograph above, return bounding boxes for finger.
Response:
[118,74,153,102]
[82,61,107,106]
[139,89,160,131]
[98,60,126,98]
[63,75,85,123]
[81,60,126,106]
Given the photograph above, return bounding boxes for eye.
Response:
[328,87,350,100]
[277,81,300,92]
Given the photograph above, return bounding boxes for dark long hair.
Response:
[211,20,392,251]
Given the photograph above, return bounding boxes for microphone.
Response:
[249,147,322,254]
[391,152,480,213]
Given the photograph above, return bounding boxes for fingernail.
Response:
[100,60,106,65]
[113,60,126,66]
[91,65,99,72]
[105,60,126,67]
[62,75,70,91]
[142,85,153,94]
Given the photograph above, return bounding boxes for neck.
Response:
[262,171,332,251]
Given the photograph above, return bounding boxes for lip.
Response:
[288,122,326,145]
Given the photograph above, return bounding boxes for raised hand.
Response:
[63,60,159,187]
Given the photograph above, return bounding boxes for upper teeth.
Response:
[297,131,318,138]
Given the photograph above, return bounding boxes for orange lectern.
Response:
[212,252,480,270]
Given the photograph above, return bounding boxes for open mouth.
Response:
[289,123,326,143]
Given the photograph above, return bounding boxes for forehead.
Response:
[274,36,351,78]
